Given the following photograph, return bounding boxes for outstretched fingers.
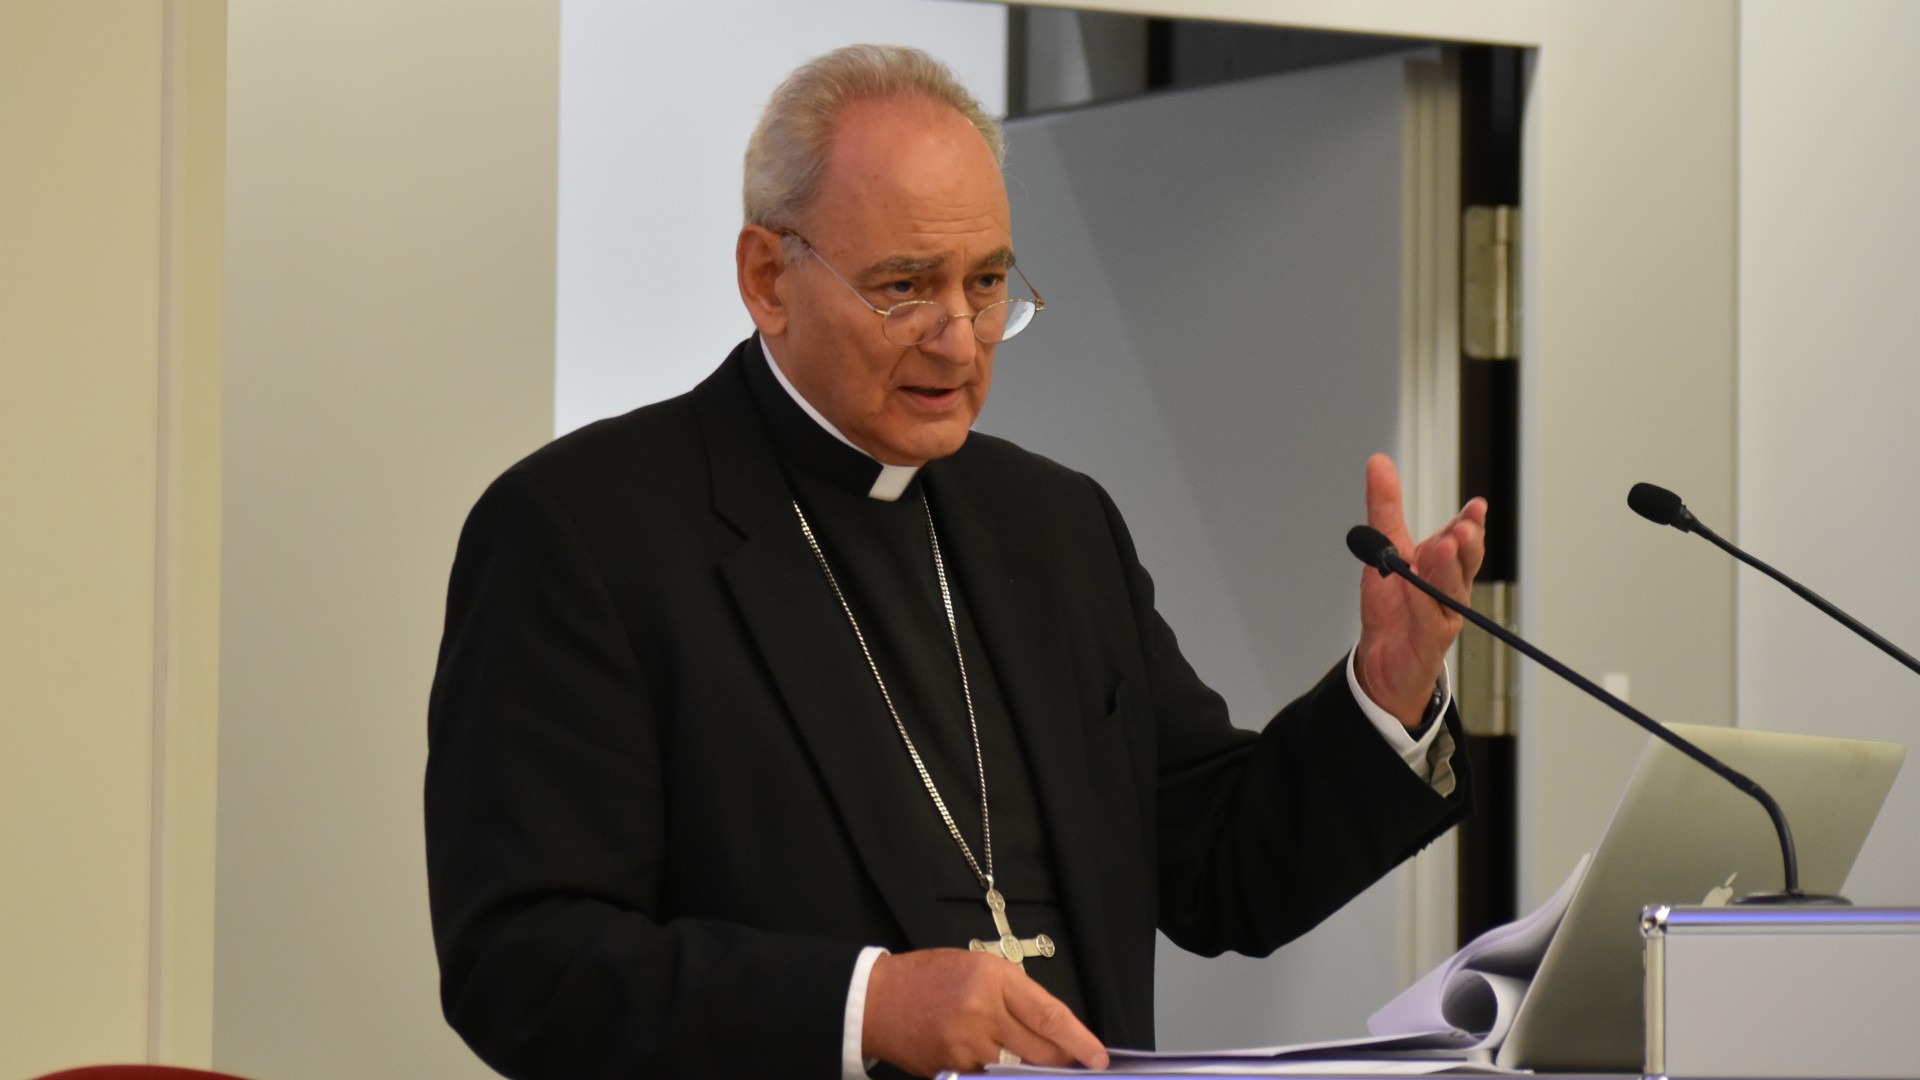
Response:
[1456,499,1489,582]
[1413,500,1488,599]
[1355,455,1491,723]
[1364,453,1414,551]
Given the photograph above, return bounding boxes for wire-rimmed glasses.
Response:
[781,231,1045,347]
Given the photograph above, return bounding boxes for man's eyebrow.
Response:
[856,246,1018,278]
[859,253,945,277]
[978,246,1016,270]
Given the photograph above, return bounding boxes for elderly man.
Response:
[427,44,1484,1080]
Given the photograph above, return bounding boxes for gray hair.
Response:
[743,44,1004,237]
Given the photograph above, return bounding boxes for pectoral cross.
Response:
[967,887,1056,967]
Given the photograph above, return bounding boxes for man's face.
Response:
[768,95,1013,466]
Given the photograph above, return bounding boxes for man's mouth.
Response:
[898,385,966,413]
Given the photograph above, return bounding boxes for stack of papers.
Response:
[1365,853,1590,1051]
[982,855,1592,1077]
[992,1038,1516,1075]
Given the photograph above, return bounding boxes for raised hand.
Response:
[863,948,1109,1077]
[1353,454,1488,727]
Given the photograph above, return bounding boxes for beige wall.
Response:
[155,1,229,1064]
[2,0,553,1073]
[0,1,162,1069]
[214,1,558,1076]
[1,1,224,1073]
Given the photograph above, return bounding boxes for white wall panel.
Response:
[995,57,1414,1049]
[219,3,558,1076]
[1737,0,1920,902]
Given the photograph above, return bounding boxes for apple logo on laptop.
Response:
[1700,872,1738,907]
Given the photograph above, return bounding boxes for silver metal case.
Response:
[1643,904,1920,1079]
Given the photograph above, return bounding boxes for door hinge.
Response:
[1458,580,1515,737]
[1462,205,1517,361]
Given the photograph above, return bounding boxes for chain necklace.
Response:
[792,496,1055,966]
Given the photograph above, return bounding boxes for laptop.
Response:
[1497,722,1905,1073]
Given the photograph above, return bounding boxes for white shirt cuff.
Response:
[1345,646,1455,795]
[842,945,888,1080]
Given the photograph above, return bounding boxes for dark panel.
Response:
[1460,361,1519,582]
[1458,730,1518,939]
[1007,7,1429,118]
[1455,43,1527,947]
[1458,44,1524,584]
[1007,7,1031,117]
[1460,46,1524,206]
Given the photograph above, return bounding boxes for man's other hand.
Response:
[863,949,1110,1077]
[1353,453,1488,727]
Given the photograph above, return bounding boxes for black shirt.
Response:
[743,344,1090,1022]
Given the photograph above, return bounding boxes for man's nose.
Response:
[919,296,981,365]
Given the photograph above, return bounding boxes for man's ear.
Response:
[737,225,790,338]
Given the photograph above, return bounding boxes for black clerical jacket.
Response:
[425,338,1470,1080]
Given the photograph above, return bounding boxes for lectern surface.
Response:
[933,1060,1635,1068]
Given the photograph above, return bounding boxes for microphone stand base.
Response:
[1733,890,1851,906]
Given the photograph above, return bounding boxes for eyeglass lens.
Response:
[884,299,1037,346]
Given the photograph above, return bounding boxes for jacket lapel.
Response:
[694,346,1139,1039]
[696,349,948,951]
[925,466,1132,1041]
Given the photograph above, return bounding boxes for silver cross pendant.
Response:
[967,887,1056,966]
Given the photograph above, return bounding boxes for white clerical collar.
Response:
[759,335,921,502]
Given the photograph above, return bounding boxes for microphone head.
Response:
[1346,525,1398,574]
[1628,482,1692,531]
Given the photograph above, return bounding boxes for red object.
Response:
[34,1069,258,1080]
[35,1060,261,1068]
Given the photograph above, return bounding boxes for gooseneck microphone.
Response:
[1628,482,1920,677]
[1345,524,1843,905]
